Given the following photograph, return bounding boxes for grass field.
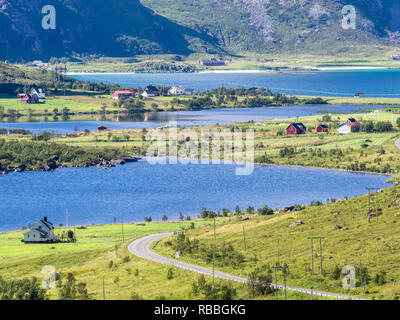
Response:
[153,186,400,300]
[0,218,323,300]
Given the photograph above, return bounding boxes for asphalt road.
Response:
[128,232,367,300]
[395,138,400,150]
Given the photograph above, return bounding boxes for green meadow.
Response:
[154,186,400,300]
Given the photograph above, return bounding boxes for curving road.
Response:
[395,138,400,150]
[128,232,367,300]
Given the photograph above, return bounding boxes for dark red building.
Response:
[286,123,307,135]
[316,124,329,132]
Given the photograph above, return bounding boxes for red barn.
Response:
[286,123,307,135]
[316,124,329,132]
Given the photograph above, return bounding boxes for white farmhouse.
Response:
[24,216,59,243]
[184,88,199,96]
[337,118,361,134]
[168,86,185,96]
[31,88,46,99]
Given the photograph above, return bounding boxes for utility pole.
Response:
[319,238,323,274]
[282,265,288,300]
[366,188,379,222]
[359,258,362,283]
[271,265,280,300]
[277,239,280,267]
[375,189,379,222]
[212,252,215,289]
[309,238,314,275]
[102,278,105,300]
[213,217,216,240]
[309,237,324,275]
[367,188,371,222]
[242,226,246,251]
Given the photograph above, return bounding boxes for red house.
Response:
[112,90,133,100]
[316,124,329,133]
[18,93,39,104]
[286,123,307,135]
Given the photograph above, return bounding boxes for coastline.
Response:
[66,66,396,76]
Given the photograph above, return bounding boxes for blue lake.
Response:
[0,161,392,231]
[0,104,385,134]
[71,70,400,97]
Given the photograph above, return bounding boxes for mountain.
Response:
[0,0,221,62]
[0,0,399,61]
[141,0,400,55]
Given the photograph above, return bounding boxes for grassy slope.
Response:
[0,219,318,300]
[154,186,400,300]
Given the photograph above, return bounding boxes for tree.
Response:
[374,121,393,132]
[331,265,341,280]
[179,212,184,222]
[234,205,241,215]
[162,214,168,222]
[167,268,174,280]
[361,121,374,133]
[246,206,255,215]
[258,205,274,215]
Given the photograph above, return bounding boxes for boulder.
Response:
[289,220,304,228]
[332,225,342,230]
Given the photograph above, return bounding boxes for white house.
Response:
[184,88,199,96]
[168,86,185,96]
[31,88,46,99]
[337,118,361,134]
[24,217,59,243]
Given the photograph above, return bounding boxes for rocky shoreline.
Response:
[0,155,141,175]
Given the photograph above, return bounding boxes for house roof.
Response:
[340,121,361,127]
[144,85,158,92]
[40,219,54,230]
[287,123,306,130]
[318,124,328,128]
[112,90,132,95]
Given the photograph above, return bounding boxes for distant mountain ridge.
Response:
[0,0,399,61]
[0,0,221,61]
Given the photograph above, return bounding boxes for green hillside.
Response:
[154,185,400,300]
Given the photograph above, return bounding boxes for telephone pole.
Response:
[282,265,288,300]
[277,239,280,267]
[213,217,216,240]
[309,238,314,275]
[309,237,324,275]
[102,278,105,300]
[212,252,215,289]
[366,188,379,222]
[271,265,280,300]
[242,226,246,251]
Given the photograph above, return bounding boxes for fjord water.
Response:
[72,70,400,97]
[0,161,391,231]
[0,104,384,134]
